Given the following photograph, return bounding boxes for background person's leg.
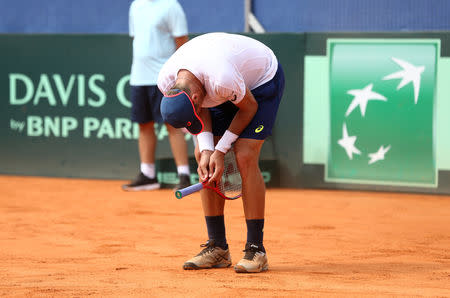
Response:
[123,86,160,191]
[139,121,157,166]
[167,124,191,189]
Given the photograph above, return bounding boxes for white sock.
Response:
[177,165,190,176]
[141,163,155,179]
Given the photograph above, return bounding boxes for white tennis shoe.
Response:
[234,243,268,273]
[183,240,232,270]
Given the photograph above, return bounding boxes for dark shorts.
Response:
[130,85,164,124]
[210,63,285,140]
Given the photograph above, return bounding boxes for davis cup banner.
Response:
[327,39,439,187]
[0,34,277,186]
[0,35,193,180]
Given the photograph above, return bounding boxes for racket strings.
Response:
[219,150,242,198]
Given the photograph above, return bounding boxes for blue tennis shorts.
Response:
[210,63,285,140]
[130,85,164,124]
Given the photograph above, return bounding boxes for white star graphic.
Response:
[382,57,425,104]
[346,84,387,117]
[338,123,361,160]
[368,145,391,165]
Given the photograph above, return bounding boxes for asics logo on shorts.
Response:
[255,125,264,133]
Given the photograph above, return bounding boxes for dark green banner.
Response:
[0,34,303,187]
[0,35,183,180]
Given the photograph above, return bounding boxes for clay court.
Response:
[1,175,449,297]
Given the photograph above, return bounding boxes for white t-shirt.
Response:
[129,0,188,86]
[157,32,278,108]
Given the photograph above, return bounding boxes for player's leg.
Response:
[233,138,268,273]
[233,63,285,273]
[234,139,265,219]
[122,86,160,191]
[182,140,231,270]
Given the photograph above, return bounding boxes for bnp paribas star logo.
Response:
[326,39,440,187]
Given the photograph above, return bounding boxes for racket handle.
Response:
[175,182,203,199]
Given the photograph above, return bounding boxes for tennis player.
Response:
[157,32,285,273]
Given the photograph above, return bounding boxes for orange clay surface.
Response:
[1,175,450,297]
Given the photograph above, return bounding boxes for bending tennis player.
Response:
[157,32,284,273]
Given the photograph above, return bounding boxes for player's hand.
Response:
[197,150,213,182]
[208,150,225,187]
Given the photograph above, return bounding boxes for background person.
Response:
[158,32,285,273]
[123,0,191,191]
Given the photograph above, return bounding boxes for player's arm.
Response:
[208,87,258,184]
[227,87,258,136]
[196,108,214,181]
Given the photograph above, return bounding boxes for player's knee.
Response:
[235,148,258,176]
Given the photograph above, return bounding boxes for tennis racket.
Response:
[175,149,242,200]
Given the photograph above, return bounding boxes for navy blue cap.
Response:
[160,89,204,135]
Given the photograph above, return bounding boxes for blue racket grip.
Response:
[175,182,204,199]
